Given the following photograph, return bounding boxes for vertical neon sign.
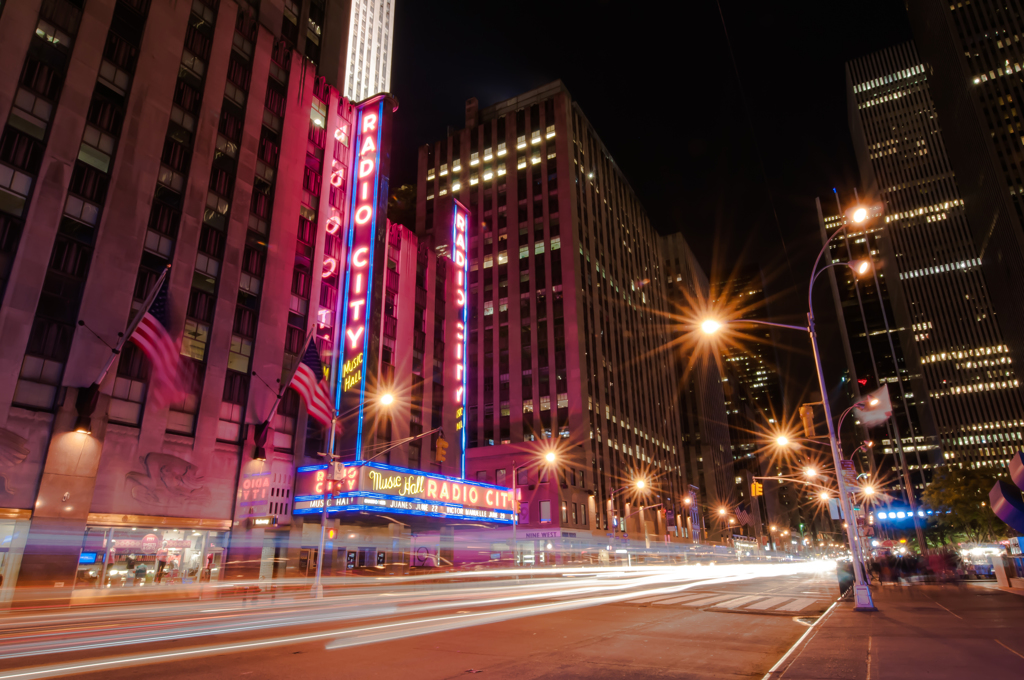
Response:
[335,96,390,461]
[452,200,470,478]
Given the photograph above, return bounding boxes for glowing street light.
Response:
[379,392,395,406]
[852,207,868,223]
[636,479,646,490]
[700,319,722,335]
[863,486,876,496]
[854,259,871,275]
[819,491,830,501]
[804,467,817,478]
[544,451,556,463]
[718,507,726,516]
[776,435,790,447]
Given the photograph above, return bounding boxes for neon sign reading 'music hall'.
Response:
[452,200,470,477]
[336,95,392,460]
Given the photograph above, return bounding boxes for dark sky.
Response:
[387,1,913,403]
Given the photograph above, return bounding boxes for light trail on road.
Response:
[0,561,835,680]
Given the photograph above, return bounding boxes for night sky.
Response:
[387,1,913,401]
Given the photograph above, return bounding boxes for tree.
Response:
[387,183,416,227]
[922,465,1011,544]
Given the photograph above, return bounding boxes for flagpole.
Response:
[93,265,171,388]
[262,326,318,420]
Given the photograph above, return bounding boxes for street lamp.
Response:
[804,467,817,478]
[511,450,558,570]
[694,206,877,611]
[312,390,395,598]
[775,435,789,447]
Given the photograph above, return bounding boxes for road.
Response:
[0,562,839,679]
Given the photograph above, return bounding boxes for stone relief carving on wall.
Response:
[125,452,211,506]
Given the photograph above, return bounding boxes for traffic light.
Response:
[516,499,522,514]
[435,435,448,463]
[751,481,763,497]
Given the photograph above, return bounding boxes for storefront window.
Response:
[75,526,228,589]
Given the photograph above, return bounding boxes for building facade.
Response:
[0,0,494,607]
[906,0,1024,395]
[416,81,698,558]
[844,43,1024,481]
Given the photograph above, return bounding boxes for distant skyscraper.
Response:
[905,1,1024,403]
[416,81,697,551]
[662,233,737,540]
[332,0,396,101]
[842,43,1024,481]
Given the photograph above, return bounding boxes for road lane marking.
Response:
[683,594,738,607]
[745,597,790,611]
[713,595,765,609]
[995,639,1024,660]
[648,593,714,605]
[776,598,817,612]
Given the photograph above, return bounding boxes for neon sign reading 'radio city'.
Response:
[452,200,470,477]
[293,462,515,523]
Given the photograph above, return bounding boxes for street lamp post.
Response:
[311,393,393,599]
[700,207,877,611]
[510,450,557,572]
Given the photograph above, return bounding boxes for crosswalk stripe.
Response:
[744,597,791,611]
[712,595,766,609]
[775,598,818,612]
[684,594,740,607]
[648,593,714,605]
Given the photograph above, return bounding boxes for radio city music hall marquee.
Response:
[292,462,514,523]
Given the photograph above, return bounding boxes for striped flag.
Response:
[128,278,188,407]
[289,339,334,427]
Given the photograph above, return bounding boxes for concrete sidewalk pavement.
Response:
[768,583,1024,679]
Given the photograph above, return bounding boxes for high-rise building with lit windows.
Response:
[415,81,701,558]
[316,0,395,102]
[906,0,1024,395]
[0,0,467,607]
[842,43,1024,481]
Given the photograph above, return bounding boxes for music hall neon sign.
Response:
[293,462,514,523]
[451,200,470,477]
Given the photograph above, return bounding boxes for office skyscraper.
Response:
[416,81,702,556]
[906,1,1024,401]
[843,43,1024,478]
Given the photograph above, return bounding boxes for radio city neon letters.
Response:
[451,202,470,476]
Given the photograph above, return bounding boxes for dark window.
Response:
[103,32,138,73]
[21,59,62,100]
[187,288,215,322]
[219,108,243,143]
[161,138,189,171]
[87,96,124,136]
[184,23,212,60]
[242,247,265,277]
[223,370,248,404]
[68,163,109,203]
[26,317,73,360]
[148,201,180,237]
[0,129,45,174]
[173,80,201,114]
[198,225,225,258]
[234,306,256,337]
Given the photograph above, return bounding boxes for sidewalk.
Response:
[767,583,1024,679]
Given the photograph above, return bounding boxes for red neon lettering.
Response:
[361,181,369,200]
[457,214,466,230]
[362,112,377,133]
[456,289,465,306]
[427,479,438,499]
[360,135,376,156]
[359,159,375,178]
[440,482,450,500]
[326,216,342,234]
[452,484,461,502]
[455,232,465,249]
[354,273,364,294]
[331,171,344,187]
[455,250,465,267]
[348,299,365,321]
[469,487,478,504]
[322,257,337,278]
[456,365,463,381]
[455,343,462,360]
[352,247,369,267]
[455,386,464,402]
[346,326,365,349]
[485,489,494,507]
[457,270,464,286]
[355,205,373,224]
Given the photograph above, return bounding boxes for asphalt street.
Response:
[0,566,839,680]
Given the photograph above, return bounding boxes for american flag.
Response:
[128,278,188,407]
[289,339,334,427]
